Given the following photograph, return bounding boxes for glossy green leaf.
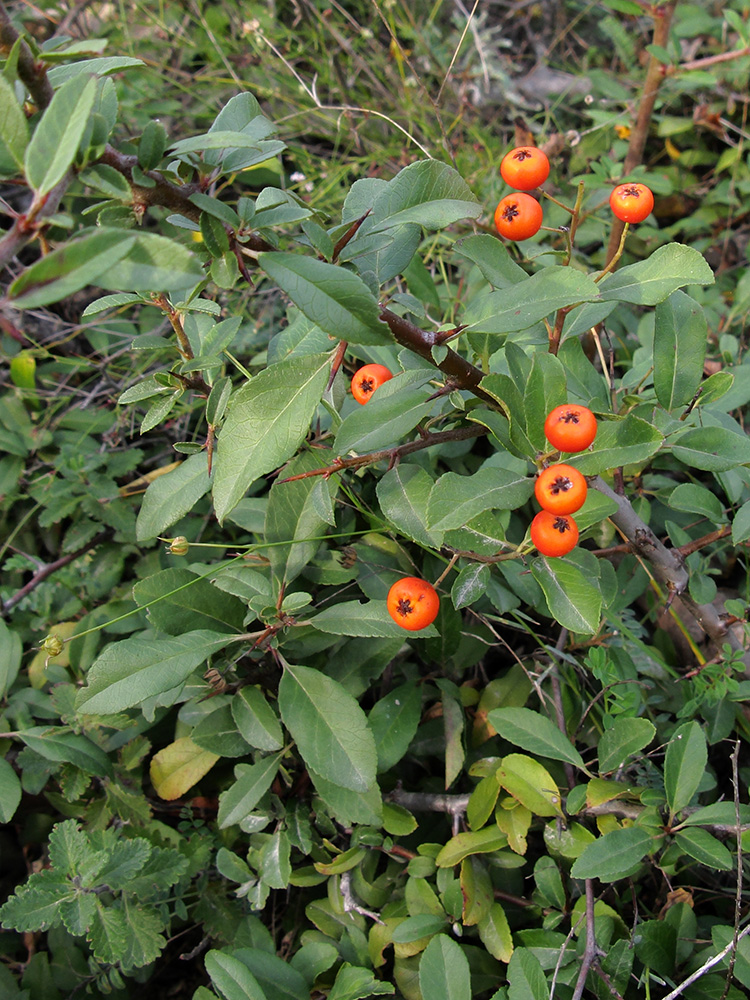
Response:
[0,76,28,168]
[392,914,448,944]
[418,934,471,1000]
[674,829,733,870]
[507,948,549,1000]
[478,903,513,962]
[671,426,750,472]
[653,290,707,409]
[205,949,267,1000]
[466,267,601,335]
[136,453,212,541]
[9,230,135,309]
[25,73,97,195]
[76,631,232,715]
[334,372,434,455]
[598,717,656,773]
[278,662,377,792]
[259,252,390,345]
[451,563,490,610]
[307,600,438,637]
[664,720,707,816]
[376,465,441,548]
[570,827,653,881]
[679,802,750,828]
[231,687,283,751]
[369,683,422,772]
[327,963,396,1000]
[598,243,714,304]
[488,708,586,770]
[212,353,332,522]
[368,159,480,232]
[217,755,282,828]
[428,468,534,532]
[566,415,663,475]
[496,755,563,818]
[436,827,509,867]
[531,557,601,635]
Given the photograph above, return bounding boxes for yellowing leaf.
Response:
[120,461,182,498]
[586,778,639,808]
[495,798,532,855]
[615,124,631,139]
[28,622,77,689]
[150,737,219,800]
[665,137,681,160]
[496,754,563,817]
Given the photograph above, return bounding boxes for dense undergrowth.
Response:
[2,2,750,998]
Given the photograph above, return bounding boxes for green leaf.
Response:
[0,76,29,168]
[47,820,90,876]
[9,230,136,309]
[566,415,663,475]
[120,899,165,970]
[507,948,549,1000]
[327,964,396,1000]
[466,267,601,335]
[192,705,252,757]
[136,453,212,542]
[711,926,750,990]
[570,827,654,881]
[212,353,332,523]
[478,903,514,962]
[278,662,377,792]
[369,684,422,772]
[633,920,676,979]
[598,717,656,773]
[0,618,22,698]
[436,827,509,867]
[133,568,245,634]
[732,500,750,545]
[664,720,707,816]
[25,74,97,195]
[231,687,283,751]
[334,372,435,455]
[217,756,281,828]
[232,950,309,1000]
[369,160,481,232]
[258,253,390,345]
[487,708,586,770]
[496,755,563,818]
[0,880,72,932]
[653,291,707,409]
[418,934,471,1000]
[377,465,442,548]
[392,914,448,944]
[598,244,715,304]
[669,483,726,525]
[97,232,204,292]
[76,630,232,715]
[17,728,113,777]
[679,802,750,828]
[523,353,568,451]
[454,234,527,288]
[307,600,438,637]
[674,829,733,870]
[259,829,291,889]
[451,563,490,609]
[531,557,602,635]
[308,767,383,826]
[671,426,750,472]
[46,57,143,86]
[205,949,268,1000]
[0,758,21,822]
[88,903,129,964]
[428,468,534,531]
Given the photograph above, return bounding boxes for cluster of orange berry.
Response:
[494,145,655,241]
[531,404,597,557]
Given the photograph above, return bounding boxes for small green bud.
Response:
[41,633,65,657]
[168,536,190,556]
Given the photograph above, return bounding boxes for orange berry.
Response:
[386,576,439,631]
[351,364,393,405]
[500,146,550,191]
[544,405,597,453]
[494,193,543,241]
[609,183,654,224]
[530,511,579,557]
[535,464,587,515]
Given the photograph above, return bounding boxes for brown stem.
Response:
[676,525,732,558]
[332,211,371,263]
[277,424,486,483]
[387,789,470,814]
[548,306,571,356]
[605,1,678,266]
[0,3,54,109]
[674,46,750,74]
[2,532,109,616]
[571,880,603,1000]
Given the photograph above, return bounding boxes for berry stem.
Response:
[595,223,629,282]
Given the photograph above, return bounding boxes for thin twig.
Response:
[722,741,744,1000]
[2,532,109,616]
[572,880,602,1000]
[661,923,750,1000]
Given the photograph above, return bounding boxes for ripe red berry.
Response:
[500,146,550,191]
[386,576,439,631]
[544,405,597,453]
[351,364,393,405]
[535,464,588,516]
[609,183,654,224]
[530,510,579,557]
[494,193,543,241]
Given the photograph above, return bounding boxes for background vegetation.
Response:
[3,1,750,998]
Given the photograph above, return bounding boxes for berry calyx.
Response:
[535,463,587,515]
[494,192,543,241]
[351,363,393,405]
[609,182,654,224]
[530,510,579,557]
[544,404,597,453]
[500,146,550,191]
[386,576,439,631]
